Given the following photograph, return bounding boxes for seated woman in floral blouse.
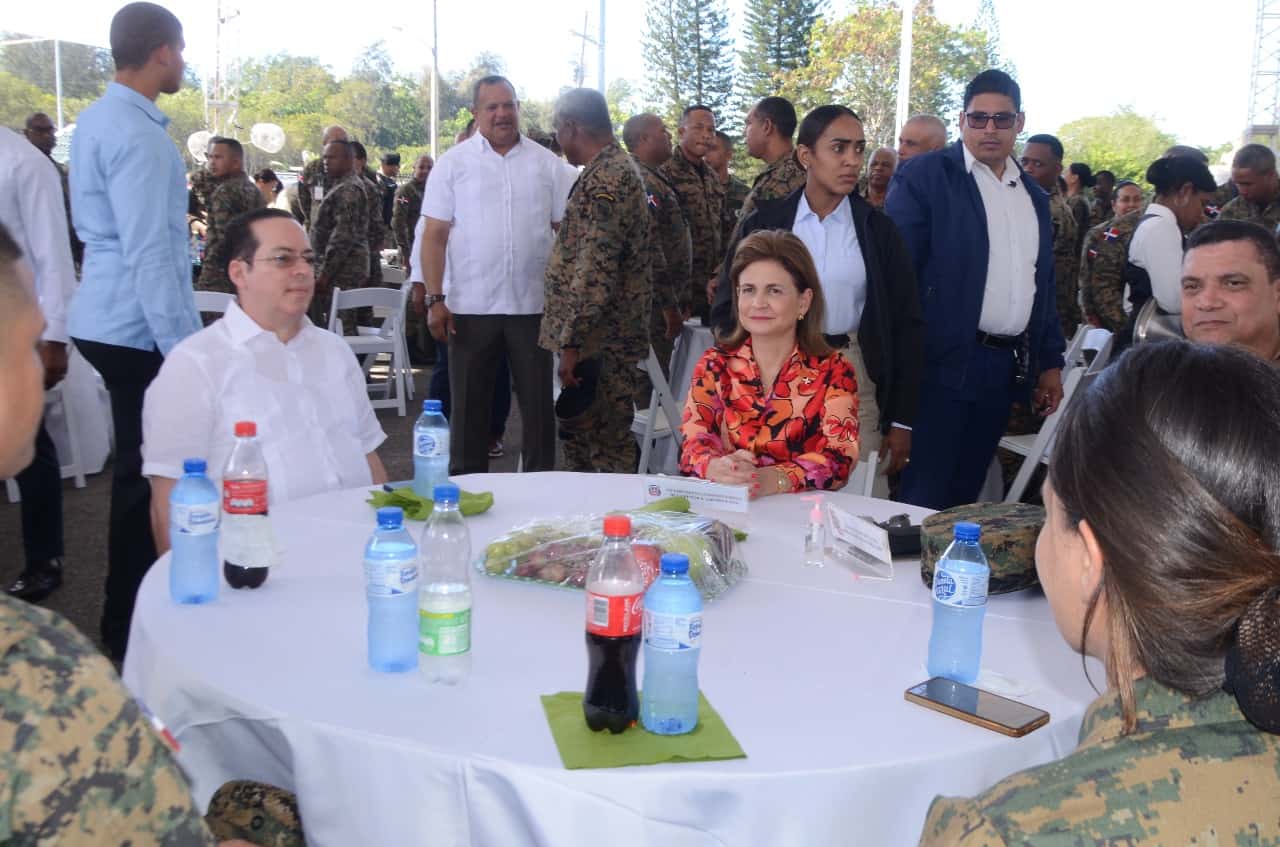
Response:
[680,230,859,497]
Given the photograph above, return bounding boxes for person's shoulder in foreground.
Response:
[919,678,1280,846]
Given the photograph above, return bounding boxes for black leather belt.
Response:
[975,330,1021,349]
[823,333,851,348]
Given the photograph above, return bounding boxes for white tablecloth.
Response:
[123,472,1100,847]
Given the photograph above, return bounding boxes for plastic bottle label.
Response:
[420,608,471,656]
[364,559,418,597]
[933,564,988,608]
[586,591,643,637]
[414,432,443,459]
[171,501,220,536]
[644,609,702,650]
[222,479,267,515]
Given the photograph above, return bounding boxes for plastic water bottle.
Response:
[641,553,703,735]
[419,483,472,684]
[412,399,450,498]
[927,522,990,684]
[169,458,220,604]
[364,507,420,672]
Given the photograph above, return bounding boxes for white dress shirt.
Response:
[142,302,386,505]
[0,127,77,343]
[420,133,575,314]
[792,193,868,335]
[1128,201,1183,313]
[963,144,1039,336]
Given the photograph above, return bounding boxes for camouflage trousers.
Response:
[310,272,370,336]
[205,780,305,846]
[563,347,643,474]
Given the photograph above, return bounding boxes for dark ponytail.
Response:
[1146,156,1217,197]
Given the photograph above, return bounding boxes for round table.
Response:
[123,473,1100,846]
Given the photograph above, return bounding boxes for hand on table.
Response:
[1034,368,1064,417]
[558,347,581,388]
[706,449,757,487]
[880,427,911,476]
[39,341,68,389]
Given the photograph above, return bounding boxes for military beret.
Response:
[920,502,1045,595]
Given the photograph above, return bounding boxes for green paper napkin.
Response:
[367,487,494,521]
[540,691,747,769]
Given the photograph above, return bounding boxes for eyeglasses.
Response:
[965,111,1018,129]
[251,252,317,270]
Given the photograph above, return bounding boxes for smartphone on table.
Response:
[905,677,1049,737]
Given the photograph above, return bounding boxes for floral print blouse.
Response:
[679,339,860,492]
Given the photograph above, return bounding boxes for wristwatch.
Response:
[425,294,446,308]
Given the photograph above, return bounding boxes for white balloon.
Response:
[187,130,214,163]
[251,122,287,154]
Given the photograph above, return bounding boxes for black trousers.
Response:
[73,338,164,659]
[16,419,64,566]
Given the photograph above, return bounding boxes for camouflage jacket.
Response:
[310,173,370,285]
[739,150,807,225]
[1218,195,1280,232]
[918,678,1280,846]
[0,594,218,844]
[1065,193,1091,246]
[721,175,750,250]
[188,167,217,224]
[197,172,266,293]
[357,168,385,250]
[658,147,724,292]
[296,156,330,229]
[1078,209,1151,334]
[391,179,426,258]
[540,142,653,359]
[1047,184,1081,336]
[636,157,692,314]
[1088,195,1112,228]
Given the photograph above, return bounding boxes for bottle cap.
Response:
[660,552,689,575]
[182,457,207,474]
[423,399,442,413]
[234,421,257,437]
[954,521,982,542]
[433,483,459,504]
[376,506,403,528]
[602,514,631,537]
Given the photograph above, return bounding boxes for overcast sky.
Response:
[8,0,1255,149]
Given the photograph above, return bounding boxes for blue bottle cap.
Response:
[954,522,981,542]
[423,399,442,413]
[376,507,404,528]
[660,553,689,575]
[433,483,460,504]
[182,458,207,474]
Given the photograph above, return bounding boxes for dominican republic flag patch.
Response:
[646,193,659,210]
[1087,248,1099,259]
[1103,228,1122,242]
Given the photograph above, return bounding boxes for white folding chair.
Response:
[846,449,879,499]
[194,291,234,315]
[1001,365,1086,503]
[329,286,409,416]
[1082,327,1113,374]
[632,347,684,475]
[5,383,88,503]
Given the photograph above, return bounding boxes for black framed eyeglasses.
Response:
[965,111,1018,129]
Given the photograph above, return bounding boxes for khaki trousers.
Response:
[837,337,889,498]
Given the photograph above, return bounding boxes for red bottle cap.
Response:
[234,421,257,437]
[602,514,631,537]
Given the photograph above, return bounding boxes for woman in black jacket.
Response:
[709,105,924,480]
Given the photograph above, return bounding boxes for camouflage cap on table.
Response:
[920,502,1045,595]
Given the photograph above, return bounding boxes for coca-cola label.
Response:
[223,479,267,515]
[586,591,643,637]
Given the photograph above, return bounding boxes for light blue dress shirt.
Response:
[68,82,200,355]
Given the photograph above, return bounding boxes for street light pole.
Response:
[431,0,438,160]
[597,0,605,94]
[53,40,64,129]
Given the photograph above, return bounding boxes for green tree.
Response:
[0,36,112,100]
[971,0,1015,77]
[0,70,55,128]
[1056,107,1177,184]
[736,0,822,119]
[238,55,338,119]
[777,0,992,148]
[643,0,734,124]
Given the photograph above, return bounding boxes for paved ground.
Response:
[0,366,525,655]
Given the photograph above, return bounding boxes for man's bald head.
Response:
[322,125,349,145]
[623,113,673,167]
[898,114,947,161]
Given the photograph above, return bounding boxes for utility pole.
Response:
[431,0,439,159]
[0,37,67,128]
[570,11,599,90]
[598,0,606,93]
[894,0,913,143]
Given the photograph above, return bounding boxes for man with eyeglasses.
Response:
[885,69,1066,510]
[142,207,388,551]
[1019,133,1080,335]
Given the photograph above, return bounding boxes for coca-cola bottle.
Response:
[221,421,272,589]
[583,515,644,733]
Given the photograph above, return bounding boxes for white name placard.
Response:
[642,475,750,513]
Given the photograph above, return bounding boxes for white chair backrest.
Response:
[194,291,234,314]
[847,449,878,498]
[634,347,684,475]
[1062,323,1089,369]
[329,286,407,336]
[1082,327,1114,374]
[1004,364,1086,503]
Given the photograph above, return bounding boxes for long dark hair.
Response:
[1050,342,1280,731]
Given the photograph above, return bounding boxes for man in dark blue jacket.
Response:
[885,70,1065,509]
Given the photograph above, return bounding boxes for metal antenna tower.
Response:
[1247,0,1280,145]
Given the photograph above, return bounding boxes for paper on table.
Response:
[643,475,750,514]
[541,690,747,770]
[825,503,893,581]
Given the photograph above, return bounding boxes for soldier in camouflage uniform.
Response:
[1064,162,1094,252]
[392,154,433,267]
[541,89,653,473]
[1019,135,1080,335]
[1088,169,1114,227]
[309,140,369,332]
[706,130,749,250]
[739,97,808,226]
[197,138,266,295]
[1218,143,1280,232]
[1078,208,1151,336]
[352,142,385,286]
[297,124,348,229]
[658,104,723,319]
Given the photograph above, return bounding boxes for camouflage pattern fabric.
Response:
[918,678,1280,846]
[309,173,370,331]
[296,157,328,230]
[1046,183,1081,337]
[1078,209,1151,334]
[1065,192,1090,249]
[0,593,219,844]
[920,502,1044,595]
[658,148,724,312]
[1088,194,1112,228]
[721,175,750,253]
[357,166,385,286]
[205,780,305,846]
[189,167,217,224]
[541,142,653,472]
[198,173,266,294]
[738,150,807,225]
[560,348,645,474]
[391,178,425,262]
[635,156,692,385]
[1218,195,1280,232]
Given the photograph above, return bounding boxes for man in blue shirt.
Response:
[69,1,199,660]
[885,70,1066,510]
